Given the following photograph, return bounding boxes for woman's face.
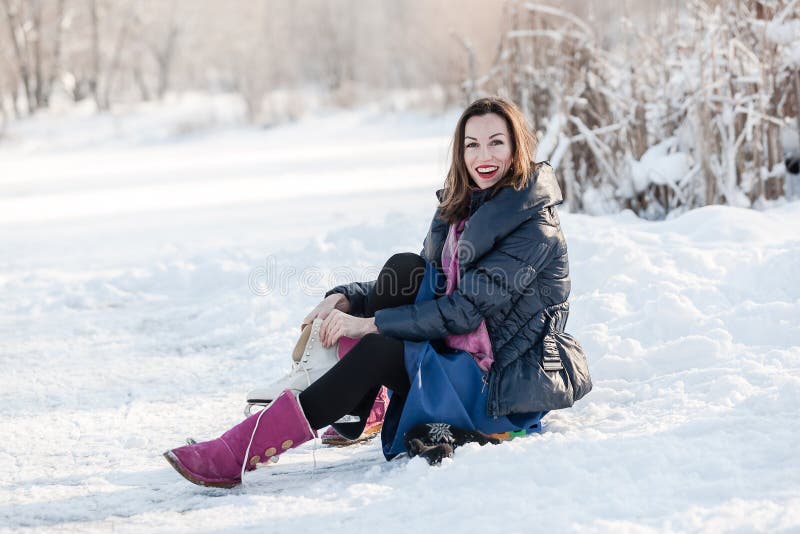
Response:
[463,113,512,189]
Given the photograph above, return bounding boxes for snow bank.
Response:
[0,93,248,154]
[0,110,798,533]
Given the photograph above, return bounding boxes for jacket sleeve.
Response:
[325,280,376,318]
[375,216,555,341]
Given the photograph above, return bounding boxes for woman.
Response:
[164,97,571,488]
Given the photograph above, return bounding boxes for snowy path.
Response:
[1,111,799,532]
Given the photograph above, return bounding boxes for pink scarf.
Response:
[441,219,495,372]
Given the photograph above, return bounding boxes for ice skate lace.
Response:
[290,358,313,389]
[241,404,270,485]
[240,394,318,486]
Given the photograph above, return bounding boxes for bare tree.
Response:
[152,16,179,99]
[132,0,180,100]
[87,0,101,107]
[1,0,66,113]
[2,0,34,112]
[86,0,137,111]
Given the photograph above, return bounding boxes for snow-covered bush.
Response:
[469,0,800,218]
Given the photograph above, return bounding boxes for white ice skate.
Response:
[245,317,340,416]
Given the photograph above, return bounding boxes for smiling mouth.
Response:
[475,166,499,179]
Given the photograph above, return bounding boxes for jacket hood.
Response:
[490,162,563,212]
[526,162,563,210]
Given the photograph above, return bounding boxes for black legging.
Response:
[299,252,426,430]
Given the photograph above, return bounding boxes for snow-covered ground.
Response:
[1,102,799,533]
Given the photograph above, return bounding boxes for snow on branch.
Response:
[522,3,594,40]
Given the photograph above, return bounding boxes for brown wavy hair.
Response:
[439,97,537,223]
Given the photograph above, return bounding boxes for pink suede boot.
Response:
[321,336,389,446]
[321,387,389,446]
[164,389,316,488]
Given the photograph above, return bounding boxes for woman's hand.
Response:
[319,309,378,348]
[301,293,350,331]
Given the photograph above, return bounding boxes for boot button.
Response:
[281,439,293,449]
[264,447,277,457]
[249,455,261,466]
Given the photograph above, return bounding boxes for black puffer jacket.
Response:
[332,163,571,417]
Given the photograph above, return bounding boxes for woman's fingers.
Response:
[328,322,344,347]
[323,323,332,346]
[319,310,362,347]
[324,324,335,347]
[331,317,345,346]
[320,315,329,346]
[321,309,339,347]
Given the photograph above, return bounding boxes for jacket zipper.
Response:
[486,370,498,419]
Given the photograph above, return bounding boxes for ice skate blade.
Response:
[334,414,361,424]
[322,422,382,447]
